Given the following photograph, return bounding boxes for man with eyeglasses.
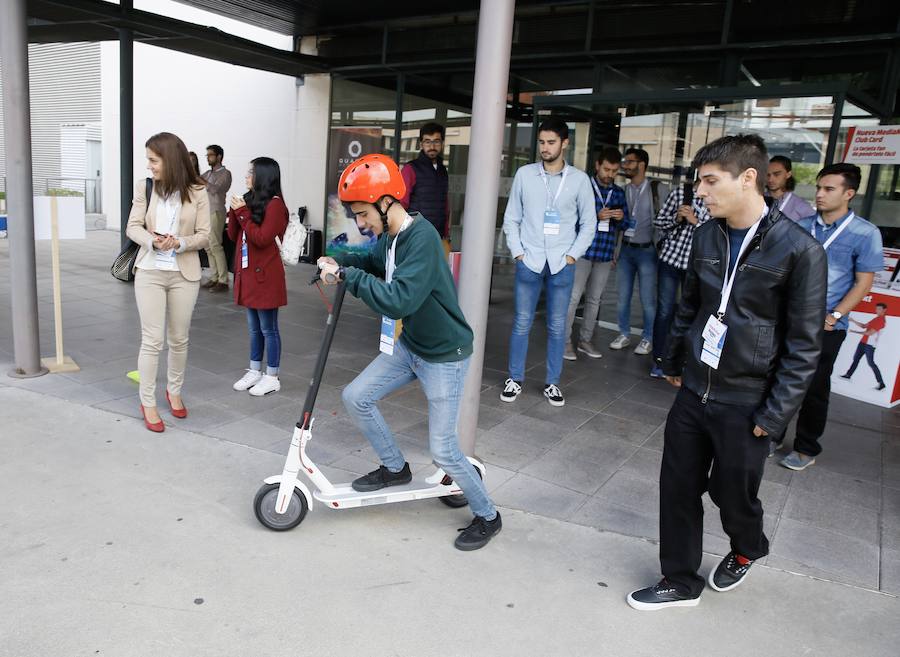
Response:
[610,148,669,356]
[400,122,451,243]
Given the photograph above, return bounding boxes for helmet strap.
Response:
[377,197,394,234]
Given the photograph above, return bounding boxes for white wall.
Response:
[101,1,331,233]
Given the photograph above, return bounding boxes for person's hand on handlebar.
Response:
[316,257,343,285]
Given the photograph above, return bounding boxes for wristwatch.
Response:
[830,311,843,320]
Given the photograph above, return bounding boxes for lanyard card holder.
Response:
[700,315,727,370]
[379,317,403,355]
[543,209,561,235]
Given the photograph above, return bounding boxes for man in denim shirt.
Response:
[775,163,884,471]
[501,117,595,407]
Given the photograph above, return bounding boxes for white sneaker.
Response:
[634,339,652,355]
[610,334,631,350]
[233,369,262,391]
[249,374,281,396]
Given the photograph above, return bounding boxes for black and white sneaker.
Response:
[626,579,700,611]
[708,551,753,592]
[500,378,522,403]
[543,383,565,407]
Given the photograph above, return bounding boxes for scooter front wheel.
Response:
[254,483,308,531]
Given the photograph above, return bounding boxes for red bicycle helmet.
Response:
[338,154,406,203]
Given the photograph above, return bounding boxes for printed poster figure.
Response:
[841,302,888,390]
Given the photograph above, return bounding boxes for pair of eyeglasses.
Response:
[421,139,443,147]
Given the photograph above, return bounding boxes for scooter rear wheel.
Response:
[254,483,308,531]
[438,466,484,509]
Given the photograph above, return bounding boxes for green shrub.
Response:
[0,191,5,200]
[46,188,84,197]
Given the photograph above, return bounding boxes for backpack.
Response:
[276,204,308,266]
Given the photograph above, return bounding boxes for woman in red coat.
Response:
[227,157,289,396]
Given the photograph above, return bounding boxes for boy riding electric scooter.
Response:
[317,153,501,551]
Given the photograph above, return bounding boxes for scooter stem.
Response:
[297,280,347,429]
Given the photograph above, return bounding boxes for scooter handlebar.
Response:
[310,267,344,286]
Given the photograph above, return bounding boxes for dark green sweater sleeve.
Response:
[343,227,438,320]
[335,248,378,274]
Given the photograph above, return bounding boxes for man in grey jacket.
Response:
[201,144,232,292]
[766,155,814,221]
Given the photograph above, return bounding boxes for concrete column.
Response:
[293,37,332,233]
[456,0,515,454]
[1,0,46,378]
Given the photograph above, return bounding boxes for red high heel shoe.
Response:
[166,391,188,419]
[140,405,165,432]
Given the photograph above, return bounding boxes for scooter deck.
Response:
[313,477,463,509]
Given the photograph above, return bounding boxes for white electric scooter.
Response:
[253,273,485,531]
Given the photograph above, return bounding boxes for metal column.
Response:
[119,24,134,247]
[824,94,845,166]
[456,0,515,455]
[1,0,46,378]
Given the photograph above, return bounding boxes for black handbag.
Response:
[111,178,152,282]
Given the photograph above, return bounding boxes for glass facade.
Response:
[330,77,899,251]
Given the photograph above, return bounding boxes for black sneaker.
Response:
[626,579,700,610]
[876,382,886,390]
[840,373,851,379]
[454,512,502,551]
[500,378,522,403]
[708,551,753,592]
[543,383,565,407]
[351,463,412,492]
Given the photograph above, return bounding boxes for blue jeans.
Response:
[342,340,497,520]
[508,260,575,386]
[616,245,657,341]
[652,261,685,361]
[247,307,281,372]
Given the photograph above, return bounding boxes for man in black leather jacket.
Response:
[628,135,826,611]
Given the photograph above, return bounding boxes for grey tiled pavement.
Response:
[2,230,899,594]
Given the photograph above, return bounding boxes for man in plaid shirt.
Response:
[649,183,711,378]
[564,147,633,360]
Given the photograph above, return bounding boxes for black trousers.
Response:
[660,388,770,597]
[781,329,846,457]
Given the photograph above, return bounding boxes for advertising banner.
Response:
[325,126,383,257]
[831,247,900,408]
[841,126,900,164]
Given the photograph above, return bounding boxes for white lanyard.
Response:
[386,214,414,283]
[627,180,648,212]
[813,212,855,251]
[591,177,613,207]
[777,192,792,212]
[717,217,764,320]
[539,165,568,210]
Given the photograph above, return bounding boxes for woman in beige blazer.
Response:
[126,132,210,432]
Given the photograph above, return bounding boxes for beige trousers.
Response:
[134,268,200,407]
[205,210,228,283]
